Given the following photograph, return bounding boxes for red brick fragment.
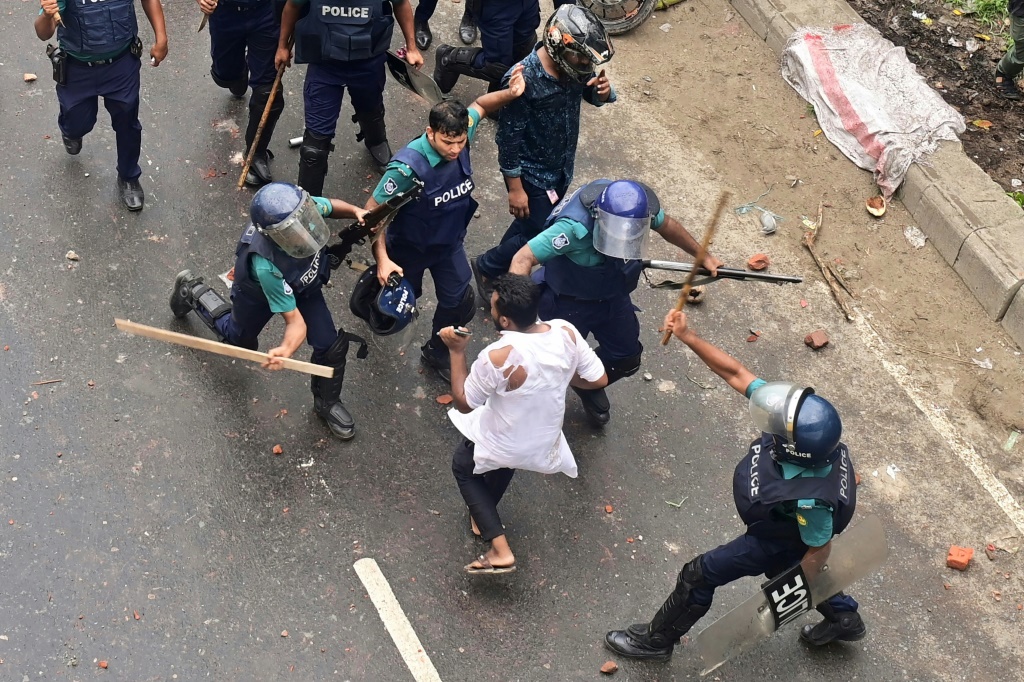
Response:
[946,545,973,571]
[600,660,619,674]
[746,254,771,271]
[804,330,829,350]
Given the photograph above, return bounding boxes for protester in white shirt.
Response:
[440,274,608,574]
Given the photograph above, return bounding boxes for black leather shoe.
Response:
[459,10,478,45]
[573,386,610,426]
[61,134,82,155]
[314,398,356,441]
[230,68,249,98]
[367,140,392,173]
[995,69,1023,101]
[170,269,197,319]
[117,177,144,212]
[604,630,674,662]
[433,44,459,94]
[421,342,452,382]
[800,611,867,646]
[414,19,432,50]
[244,149,274,187]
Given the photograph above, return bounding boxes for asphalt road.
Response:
[1,2,1022,681]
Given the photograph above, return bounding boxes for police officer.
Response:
[197,0,286,187]
[413,0,477,50]
[277,0,424,189]
[35,0,168,212]
[169,183,369,440]
[508,179,722,425]
[369,67,525,379]
[604,310,866,662]
[433,0,540,94]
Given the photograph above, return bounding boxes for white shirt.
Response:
[447,319,606,477]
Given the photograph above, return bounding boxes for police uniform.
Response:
[287,0,403,192]
[205,0,285,186]
[371,109,481,373]
[605,378,865,661]
[171,193,367,440]
[44,0,152,210]
[524,179,656,423]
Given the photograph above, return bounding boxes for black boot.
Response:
[420,337,452,382]
[61,134,82,155]
[470,256,493,304]
[311,334,357,441]
[995,68,1023,101]
[352,108,391,173]
[210,66,249,98]
[170,269,197,318]
[414,19,432,50]
[573,386,610,426]
[459,8,478,45]
[169,270,232,337]
[433,45,507,94]
[244,83,285,187]
[800,605,866,645]
[604,629,675,662]
[296,129,334,196]
[117,177,145,212]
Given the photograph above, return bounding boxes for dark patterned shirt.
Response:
[495,46,617,190]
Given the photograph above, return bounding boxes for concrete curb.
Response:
[729,0,1024,348]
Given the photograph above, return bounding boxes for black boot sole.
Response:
[170,270,195,319]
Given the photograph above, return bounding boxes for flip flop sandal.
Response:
[464,555,517,575]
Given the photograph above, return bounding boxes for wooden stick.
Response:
[801,205,855,322]
[660,190,731,346]
[237,61,286,189]
[114,319,333,378]
[31,379,63,386]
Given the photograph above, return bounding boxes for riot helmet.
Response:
[592,180,651,259]
[749,381,842,467]
[349,265,418,336]
[542,5,614,84]
[250,182,330,259]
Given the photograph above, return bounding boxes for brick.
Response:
[804,330,829,349]
[747,253,771,270]
[600,660,619,674]
[946,545,974,571]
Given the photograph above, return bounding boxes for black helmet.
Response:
[542,5,614,84]
[349,264,418,336]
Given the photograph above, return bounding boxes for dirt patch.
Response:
[847,0,1024,193]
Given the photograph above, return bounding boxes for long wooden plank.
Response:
[114,319,333,378]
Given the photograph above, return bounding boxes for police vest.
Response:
[58,0,139,57]
[542,180,645,301]
[385,145,478,251]
[294,0,394,64]
[233,225,331,301]
[732,433,856,543]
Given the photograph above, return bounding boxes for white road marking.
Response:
[856,314,1024,534]
[353,558,442,682]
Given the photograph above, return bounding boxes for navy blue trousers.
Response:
[216,285,338,355]
[208,0,279,88]
[694,532,859,612]
[303,55,387,138]
[475,178,568,278]
[536,286,642,365]
[56,51,142,181]
[473,0,540,67]
[386,239,472,335]
[414,0,439,21]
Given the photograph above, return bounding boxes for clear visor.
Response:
[593,207,651,259]
[259,193,330,259]
[748,381,810,441]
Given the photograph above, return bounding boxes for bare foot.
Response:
[470,516,481,538]
[465,547,515,572]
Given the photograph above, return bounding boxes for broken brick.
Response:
[272,444,284,455]
[946,545,973,571]
[804,330,829,350]
[600,660,619,674]
[605,505,613,514]
[746,253,771,271]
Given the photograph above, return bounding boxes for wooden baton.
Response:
[237,61,286,189]
[659,190,731,346]
[114,319,333,378]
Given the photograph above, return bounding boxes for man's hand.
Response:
[507,63,526,97]
[404,46,424,69]
[197,0,218,15]
[275,46,293,71]
[586,69,612,100]
[662,310,693,344]
[353,207,369,224]
[262,346,292,370]
[150,40,168,66]
[40,0,60,18]
[702,254,723,277]
[439,326,470,354]
[508,186,530,220]
[376,258,403,286]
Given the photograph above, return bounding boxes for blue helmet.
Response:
[749,382,842,467]
[592,180,651,259]
[250,182,330,258]
[349,265,418,336]
[594,180,649,218]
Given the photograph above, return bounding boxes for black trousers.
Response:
[451,439,515,542]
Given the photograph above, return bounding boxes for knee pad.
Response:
[351,107,387,146]
[191,282,232,335]
[599,350,643,385]
[210,67,247,93]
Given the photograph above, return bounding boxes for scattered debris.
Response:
[134,610,141,620]
[65,250,80,261]
[970,357,993,370]
[759,212,778,234]
[1004,430,1020,452]
[947,37,963,48]
[31,379,62,385]
[24,73,38,82]
[626,537,635,543]
[747,330,761,342]
[971,119,992,130]
[746,253,770,271]
[436,394,454,405]
[272,444,284,455]
[804,330,829,349]
[903,225,927,249]
[965,38,981,53]
[686,285,705,304]
[605,505,614,514]
[985,544,998,561]
[87,380,95,387]
[865,196,886,217]
[659,23,672,32]
[665,495,688,508]
[600,660,619,675]
[657,380,676,392]
[98,661,108,669]
[802,207,855,322]
[642,372,653,381]
[281,630,289,638]
[800,299,808,308]
[886,464,899,480]
[946,545,973,571]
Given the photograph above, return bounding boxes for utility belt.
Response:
[47,37,141,84]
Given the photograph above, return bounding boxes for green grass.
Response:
[1007,190,1024,208]
[947,0,1010,32]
